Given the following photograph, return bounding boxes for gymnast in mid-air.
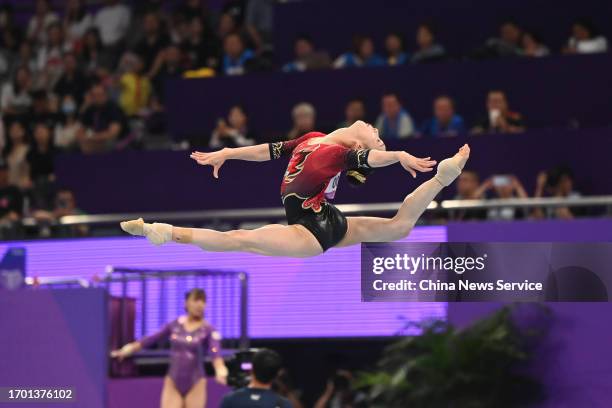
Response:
[121,120,470,257]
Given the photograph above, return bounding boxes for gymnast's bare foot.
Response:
[435,144,470,187]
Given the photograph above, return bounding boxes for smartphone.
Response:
[492,175,511,187]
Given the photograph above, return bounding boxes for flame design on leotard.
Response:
[283,144,320,184]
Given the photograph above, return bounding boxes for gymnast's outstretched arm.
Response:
[366,150,436,178]
[190,144,272,178]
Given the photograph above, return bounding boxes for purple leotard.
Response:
[139,317,222,395]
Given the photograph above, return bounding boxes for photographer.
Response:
[221,349,292,408]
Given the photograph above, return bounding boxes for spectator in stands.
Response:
[478,174,529,220]
[26,0,59,47]
[0,5,22,53]
[13,41,38,80]
[245,0,274,51]
[30,90,61,130]
[209,105,256,149]
[419,95,465,137]
[3,120,30,190]
[63,0,93,51]
[177,0,211,22]
[334,35,385,68]
[118,53,152,117]
[181,16,220,72]
[1,66,33,116]
[222,33,254,76]
[81,28,113,77]
[283,35,331,73]
[36,22,66,89]
[0,161,23,224]
[375,93,414,139]
[533,166,581,219]
[76,84,125,154]
[221,349,292,408]
[33,188,88,236]
[385,32,409,66]
[478,19,523,59]
[521,31,550,57]
[563,19,608,54]
[133,11,170,72]
[471,90,525,134]
[453,170,487,220]
[411,23,447,63]
[288,102,316,140]
[338,98,366,128]
[217,12,238,40]
[27,123,55,209]
[54,52,89,107]
[149,45,185,104]
[94,0,131,49]
[54,95,79,150]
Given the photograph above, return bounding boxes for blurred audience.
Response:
[453,170,487,221]
[133,11,170,72]
[3,120,30,190]
[149,44,184,104]
[521,31,550,57]
[209,105,256,149]
[288,102,316,140]
[76,84,125,154]
[118,53,151,117]
[283,35,330,73]
[375,93,414,139]
[26,0,59,47]
[180,16,220,72]
[54,52,89,107]
[334,35,385,68]
[478,174,529,220]
[222,33,254,76]
[0,160,23,224]
[63,0,93,50]
[93,0,130,49]
[478,20,523,59]
[563,19,608,54]
[384,32,409,66]
[33,188,89,236]
[533,166,581,219]
[339,98,366,128]
[54,95,80,150]
[411,23,447,63]
[1,66,33,116]
[27,123,55,210]
[472,90,525,134]
[419,95,465,137]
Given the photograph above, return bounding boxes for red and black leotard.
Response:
[268,132,372,251]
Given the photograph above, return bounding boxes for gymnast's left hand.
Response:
[190,149,227,179]
[398,152,436,178]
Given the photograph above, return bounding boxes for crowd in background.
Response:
[0,0,605,237]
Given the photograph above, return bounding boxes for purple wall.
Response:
[56,128,612,214]
[274,0,612,63]
[0,288,107,408]
[166,54,612,139]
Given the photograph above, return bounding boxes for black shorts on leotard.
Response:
[283,195,348,252]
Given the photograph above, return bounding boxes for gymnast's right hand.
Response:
[190,149,227,179]
[110,343,137,361]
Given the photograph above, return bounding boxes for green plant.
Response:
[357,305,548,408]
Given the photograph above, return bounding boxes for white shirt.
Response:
[568,36,608,54]
[94,4,130,46]
[26,12,59,45]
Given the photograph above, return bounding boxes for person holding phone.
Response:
[476,174,529,220]
[209,105,256,149]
